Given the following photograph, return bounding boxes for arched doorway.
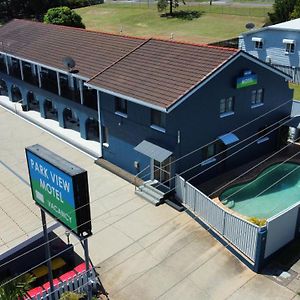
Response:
[27,91,39,112]
[44,99,58,121]
[0,80,8,96]
[86,118,99,141]
[63,107,79,132]
[11,85,22,102]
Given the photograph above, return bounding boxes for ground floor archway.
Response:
[0,79,8,96]
[11,84,22,102]
[86,117,99,141]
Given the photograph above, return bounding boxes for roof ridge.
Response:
[12,18,147,42]
[150,37,238,52]
[12,19,237,51]
[87,38,152,83]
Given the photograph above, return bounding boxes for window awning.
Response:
[134,140,172,163]
[218,133,239,145]
[283,39,295,44]
[252,37,263,42]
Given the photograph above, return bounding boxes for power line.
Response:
[138,99,293,182]
[208,136,300,197]
[0,103,296,286]
[0,113,294,271]
[218,141,300,207]
[1,99,293,247]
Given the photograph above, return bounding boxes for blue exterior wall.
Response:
[239,29,300,68]
[98,54,292,183]
[169,55,293,182]
[100,92,178,177]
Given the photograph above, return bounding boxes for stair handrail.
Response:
[134,165,150,190]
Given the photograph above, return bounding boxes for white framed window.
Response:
[251,88,264,107]
[115,97,127,117]
[252,37,263,49]
[283,39,295,54]
[220,97,234,117]
[151,109,166,132]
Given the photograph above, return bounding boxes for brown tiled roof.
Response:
[88,39,238,109]
[0,19,238,108]
[0,19,143,79]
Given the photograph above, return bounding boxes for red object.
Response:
[42,278,61,290]
[74,262,91,274]
[27,286,44,297]
[59,270,77,282]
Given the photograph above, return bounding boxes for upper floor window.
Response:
[283,39,295,54]
[252,37,263,49]
[151,109,166,132]
[115,97,127,117]
[251,88,264,107]
[220,97,234,117]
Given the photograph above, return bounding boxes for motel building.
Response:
[0,19,295,204]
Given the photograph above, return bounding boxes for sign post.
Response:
[25,144,92,298]
[41,209,55,298]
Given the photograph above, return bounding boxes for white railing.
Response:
[265,202,300,259]
[175,175,260,261]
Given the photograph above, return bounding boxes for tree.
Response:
[0,274,36,300]
[44,6,85,28]
[291,0,300,19]
[268,0,297,24]
[157,0,185,15]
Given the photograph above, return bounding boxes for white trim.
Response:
[56,71,61,96]
[37,65,42,88]
[252,37,263,42]
[150,124,166,133]
[201,157,216,166]
[251,102,264,109]
[5,55,9,74]
[283,39,295,44]
[220,111,234,118]
[257,136,269,144]
[97,90,103,157]
[167,51,291,113]
[19,60,24,80]
[115,111,128,118]
[85,82,167,112]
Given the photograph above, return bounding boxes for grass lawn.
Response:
[76,3,270,44]
[290,83,300,100]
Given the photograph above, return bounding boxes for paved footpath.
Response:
[0,105,299,299]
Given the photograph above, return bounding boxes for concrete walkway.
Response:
[0,104,298,299]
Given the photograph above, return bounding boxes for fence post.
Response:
[253,227,267,273]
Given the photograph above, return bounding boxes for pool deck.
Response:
[198,142,300,199]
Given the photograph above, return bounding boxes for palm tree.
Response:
[0,273,36,300]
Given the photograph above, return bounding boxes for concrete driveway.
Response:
[0,105,298,299]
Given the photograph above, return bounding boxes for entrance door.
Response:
[153,157,171,186]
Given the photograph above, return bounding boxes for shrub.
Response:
[248,217,267,226]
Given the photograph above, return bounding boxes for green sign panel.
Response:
[236,74,257,89]
[26,145,92,237]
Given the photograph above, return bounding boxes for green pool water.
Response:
[219,162,300,219]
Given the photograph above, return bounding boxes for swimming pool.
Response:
[219,162,300,219]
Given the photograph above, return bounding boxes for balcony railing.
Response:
[9,66,21,79]
[0,60,7,74]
